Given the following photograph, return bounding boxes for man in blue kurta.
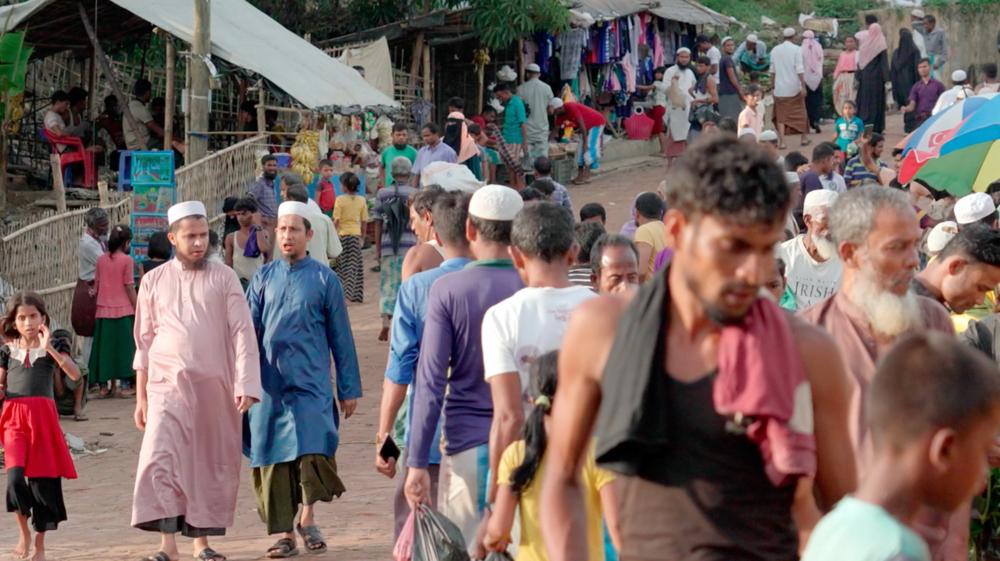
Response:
[245,200,362,558]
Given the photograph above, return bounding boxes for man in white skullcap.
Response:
[932,68,975,115]
[661,47,697,158]
[779,189,844,310]
[912,223,1000,321]
[517,62,555,170]
[132,201,262,561]
[770,27,810,149]
[404,185,525,549]
[245,201,361,558]
[926,220,958,258]
[734,32,770,73]
[480,201,596,557]
[954,192,998,229]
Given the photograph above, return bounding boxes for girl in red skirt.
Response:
[1,292,80,561]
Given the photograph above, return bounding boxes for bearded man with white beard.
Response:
[799,186,964,561]
[778,189,843,310]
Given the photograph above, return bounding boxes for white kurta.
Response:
[662,65,696,141]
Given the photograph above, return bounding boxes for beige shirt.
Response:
[124,98,154,149]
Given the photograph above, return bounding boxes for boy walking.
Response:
[803,332,1000,561]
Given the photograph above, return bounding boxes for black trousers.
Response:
[6,467,67,532]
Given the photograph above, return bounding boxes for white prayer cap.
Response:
[785,171,801,186]
[277,201,310,219]
[803,189,838,212]
[803,30,815,39]
[676,47,691,55]
[759,129,779,143]
[954,192,996,224]
[469,184,523,221]
[783,27,796,38]
[952,69,968,82]
[746,33,759,42]
[911,9,925,18]
[167,200,207,225]
[549,97,564,110]
[926,221,958,253]
[525,63,541,73]
[738,127,757,139]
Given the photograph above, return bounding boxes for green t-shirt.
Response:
[502,95,527,144]
[802,497,931,561]
[380,145,418,187]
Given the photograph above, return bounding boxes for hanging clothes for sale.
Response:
[558,27,589,81]
[533,32,556,75]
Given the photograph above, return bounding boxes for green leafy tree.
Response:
[466,0,568,49]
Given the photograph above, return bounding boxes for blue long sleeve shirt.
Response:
[385,257,472,465]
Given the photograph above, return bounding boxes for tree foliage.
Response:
[467,0,568,50]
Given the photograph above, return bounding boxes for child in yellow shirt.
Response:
[332,172,368,303]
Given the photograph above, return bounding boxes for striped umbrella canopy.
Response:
[898,94,995,184]
[914,139,1000,196]
[939,94,1000,157]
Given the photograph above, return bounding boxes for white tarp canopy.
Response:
[574,0,730,26]
[0,0,398,110]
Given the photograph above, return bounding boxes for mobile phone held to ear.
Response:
[863,123,874,135]
[379,435,401,462]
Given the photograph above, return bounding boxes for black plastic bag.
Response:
[412,505,471,561]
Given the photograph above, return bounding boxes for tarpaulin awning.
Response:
[0,0,398,110]
[572,0,730,26]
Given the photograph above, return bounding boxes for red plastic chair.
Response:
[42,128,96,188]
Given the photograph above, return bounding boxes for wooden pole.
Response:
[49,155,67,212]
[0,128,8,211]
[87,54,97,116]
[408,32,424,101]
[422,40,432,108]
[257,83,266,135]
[184,52,192,152]
[163,35,176,151]
[188,0,210,162]
[76,3,143,150]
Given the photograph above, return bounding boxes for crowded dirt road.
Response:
[0,115,907,561]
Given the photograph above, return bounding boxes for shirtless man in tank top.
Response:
[540,136,858,561]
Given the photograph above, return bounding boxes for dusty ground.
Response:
[0,115,906,561]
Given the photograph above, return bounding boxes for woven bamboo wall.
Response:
[0,135,266,329]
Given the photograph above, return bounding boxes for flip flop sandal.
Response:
[141,552,175,561]
[194,548,226,561]
[266,538,299,558]
[74,412,89,421]
[297,524,328,554]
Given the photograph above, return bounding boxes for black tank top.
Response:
[648,370,798,560]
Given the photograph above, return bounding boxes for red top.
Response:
[317,179,336,215]
[559,102,607,130]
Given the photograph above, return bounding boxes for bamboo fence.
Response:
[0,134,266,329]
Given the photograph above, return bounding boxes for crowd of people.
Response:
[6,12,1000,561]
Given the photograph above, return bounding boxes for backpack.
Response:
[380,184,409,255]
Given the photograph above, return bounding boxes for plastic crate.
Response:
[552,156,576,185]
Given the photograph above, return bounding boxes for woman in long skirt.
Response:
[855,17,890,133]
[333,172,367,303]
[89,224,136,399]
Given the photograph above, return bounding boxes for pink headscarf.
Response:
[801,30,824,90]
[856,23,888,70]
[447,111,479,164]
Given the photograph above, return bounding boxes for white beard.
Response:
[847,270,923,338]
[812,234,836,261]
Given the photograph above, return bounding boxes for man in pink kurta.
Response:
[132,200,262,561]
[798,187,961,561]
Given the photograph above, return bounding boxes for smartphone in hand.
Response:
[379,435,401,462]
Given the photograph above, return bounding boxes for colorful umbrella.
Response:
[913,139,1000,196]
[939,94,1000,156]
[898,95,995,184]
